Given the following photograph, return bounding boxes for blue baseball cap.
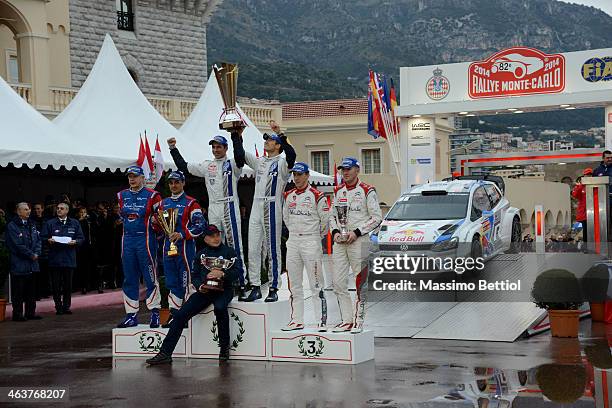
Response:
[337,157,360,170]
[290,162,310,173]
[263,133,282,144]
[204,224,221,236]
[126,165,144,176]
[167,171,185,182]
[209,135,228,146]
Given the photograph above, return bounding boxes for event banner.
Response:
[404,117,435,187]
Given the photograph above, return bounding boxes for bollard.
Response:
[582,176,610,257]
[534,205,545,254]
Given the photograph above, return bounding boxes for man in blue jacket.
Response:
[592,150,612,189]
[41,202,84,315]
[146,224,240,365]
[5,202,42,322]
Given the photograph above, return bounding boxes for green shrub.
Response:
[581,263,610,303]
[531,268,583,310]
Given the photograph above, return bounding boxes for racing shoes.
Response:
[281,321,305,331]
[150,308,160,328]
[264,287,278,303]
[237,286,249,302]
[317,323,328,332]
[350,323,363,334]
[117,313,138,328]
[244,286,262,302]
[332,322,353,332]
[146,351,172,365]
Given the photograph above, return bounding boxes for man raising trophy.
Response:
[146,224,241,364]
[231,121,296,302]
[154,171,206,327]
[281,162,330,331]
[330,157,382,333]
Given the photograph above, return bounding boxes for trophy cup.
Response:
[157,208,178,257]
[199,256,236,292]
[213,63,245,131]
[335,204,350,243]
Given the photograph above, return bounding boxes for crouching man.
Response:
[146,224,240,364]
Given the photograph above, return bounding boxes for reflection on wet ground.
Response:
[1,305,610,407]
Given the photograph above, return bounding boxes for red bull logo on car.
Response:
[388,229,425,243]
[469,47,565,98]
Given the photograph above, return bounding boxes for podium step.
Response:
[112,324,189,357]
[270,329,374,364]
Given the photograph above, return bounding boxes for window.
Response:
[311,151,330,175]
[116,0,134,31]
[362,148,381,174]
[7,53,18,83]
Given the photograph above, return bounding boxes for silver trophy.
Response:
[335,204,350,243]
[213,63,245,131]
[199,256,236,292]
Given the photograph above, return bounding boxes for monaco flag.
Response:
[136,136,154,180]
[154,136,164,183]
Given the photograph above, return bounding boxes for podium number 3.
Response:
[308,341,316,354]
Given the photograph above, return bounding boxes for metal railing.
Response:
[117,11,134,31]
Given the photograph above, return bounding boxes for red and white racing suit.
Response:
[330,180,382,328]
[283,186,330,325]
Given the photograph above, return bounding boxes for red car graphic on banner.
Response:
[469,47,565,99]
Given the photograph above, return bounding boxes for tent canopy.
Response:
[53,34,201,172]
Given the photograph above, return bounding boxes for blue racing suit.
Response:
[118,187,162,313]
[157,193,206,310]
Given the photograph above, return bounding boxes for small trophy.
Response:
[199,256,236,292]
[335,204,350,243]
[213,63,245,131]
[157,208,178,257]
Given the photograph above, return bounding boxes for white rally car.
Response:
[375,177,521,271]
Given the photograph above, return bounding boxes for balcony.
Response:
[9,83,282,129]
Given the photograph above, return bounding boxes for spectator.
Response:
[41,202,84,315]
[110,202,123,289]
[76,207,94,294]
[5,202,42,322]
[92,202,113,293]
[593,150,612,193]
[31,203,50,300]
[571,169,591,244]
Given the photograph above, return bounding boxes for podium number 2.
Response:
[308,341,316,354]
[146,336,155,349]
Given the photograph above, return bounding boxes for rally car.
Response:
[375,176,521,273]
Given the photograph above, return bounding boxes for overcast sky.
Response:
[560,0,612,16]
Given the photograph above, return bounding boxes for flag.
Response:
[136,137,146,169]
[368,70,387,139]
[255,144,260,158]
[154,136,164,183]
[389,78,400,135]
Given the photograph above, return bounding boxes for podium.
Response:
[112,325,189,357]
[189,297,290,360]
[270,329,374,364]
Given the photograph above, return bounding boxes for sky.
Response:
[560,0,612,16]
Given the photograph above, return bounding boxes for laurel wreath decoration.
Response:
[297,336,325,358]
[138,333,163,352]
[210,312,245,351]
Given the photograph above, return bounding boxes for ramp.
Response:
[301,252,599,342]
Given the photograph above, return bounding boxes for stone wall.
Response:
[69,0,214,99]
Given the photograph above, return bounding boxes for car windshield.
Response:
[386,193,469,221]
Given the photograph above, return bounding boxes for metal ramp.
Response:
[301,252,599,342]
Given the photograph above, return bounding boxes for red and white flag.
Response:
[255,144,260,158]
[154,136,164,183]
[136,136,154,180]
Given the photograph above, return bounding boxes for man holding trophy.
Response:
[231,121,296,302]
[330,157,382,333]
[281,162,330,331]
[116,166,163,328]
[146,224,241,365]
[154,171,206,327]
[167,134,248,300]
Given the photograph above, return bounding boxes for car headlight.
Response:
[431,236,459,252]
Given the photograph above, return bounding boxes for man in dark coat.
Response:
[41,202,84,315]
[146,224,239,365]
[5,202,42,321]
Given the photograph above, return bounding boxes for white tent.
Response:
[0,75,95,170]
[180,73,333,185]
[54,34,200,171]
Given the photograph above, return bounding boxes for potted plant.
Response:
[531,268,583,337]
[535,364,586,403]
[581,263,610,322]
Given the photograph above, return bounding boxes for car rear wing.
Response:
[443,175,506,194]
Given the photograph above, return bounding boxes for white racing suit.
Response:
[170,149,247,286]
[330,180,382,329]
[283,186,330,325]
[232,132,296,289]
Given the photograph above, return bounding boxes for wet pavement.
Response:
[0,305,610,407]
